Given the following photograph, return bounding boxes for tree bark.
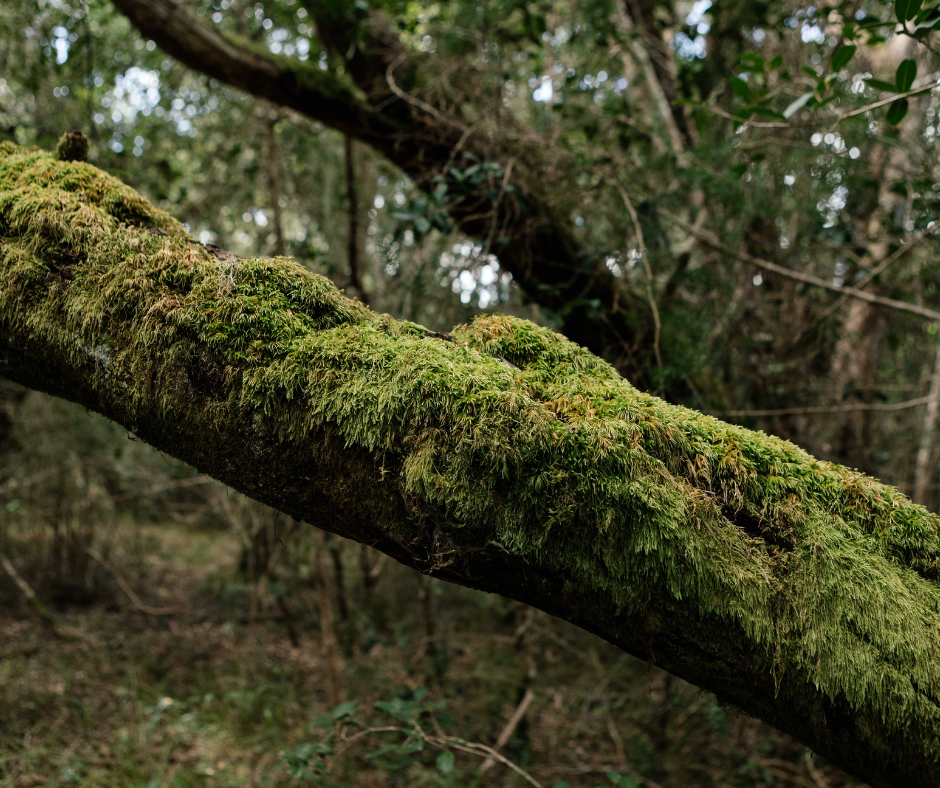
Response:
[2,142,940,787]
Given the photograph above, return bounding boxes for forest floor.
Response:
[0,521,866,788]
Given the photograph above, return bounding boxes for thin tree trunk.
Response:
[329,538,349,624]
[914,338,940,506]
[418,574,446,686]
[313,531,342,706]
[344,135,366,303]
[359,543,375,605]
[0,552,61,635]
[265,111,286,258]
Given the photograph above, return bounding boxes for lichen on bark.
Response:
[1,141,939,787]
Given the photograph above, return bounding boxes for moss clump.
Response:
[2,142,940,780]
[55,130,90,163]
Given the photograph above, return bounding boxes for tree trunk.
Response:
[914,338,940,507]
[264,110,286,258]
[2,142,940,787]
[343,135,367,304]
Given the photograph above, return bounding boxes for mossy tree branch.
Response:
[2,142,940,787]
[109,0,651,376]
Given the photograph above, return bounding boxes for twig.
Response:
[419,729,543,787]
[716,394,936,418]
[386,54,467,131]
[529,622,599,666]
[85,547,180,615]
[708,78,940,130]
[618,186,662,368]
[0,552,61,635]
[805,751,830,788]
[333,721,544,787]
[111,473,214,502]
[660,208,940,322]
[606,711,628,770]
[483,158,514,258]
[264,108,286,257]
[789,238,923,342]
[478,688,535,774]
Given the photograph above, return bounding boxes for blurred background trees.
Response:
[1,0,937,784]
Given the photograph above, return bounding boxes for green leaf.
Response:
[831,45,857,71]
[331,700,358,719]
[916,3,940,22]
[896,0,924,23]
[414,216,431,235]
[886,98,909,124]
[309,715,334,728]
[729,76,753,101]
[783,92,815,119]
[770,54,783,69]
[896,59,917,92]
[436,751,455,774]
[913,10,940,33]
[740,53,765,73]
[374,698,421,722]
[865,77,899,92]
[747,106,787,121]
[801,66,819,79]
[430,212,452,232]
[366,739,423,760]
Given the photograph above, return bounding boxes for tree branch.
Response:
[661,208,940,322]
[110,0,652,377]
[3,142,940,787]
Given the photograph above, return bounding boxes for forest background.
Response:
[1,0,938,785]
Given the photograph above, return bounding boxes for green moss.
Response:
[223,30,369,106]
[2,142,940,765]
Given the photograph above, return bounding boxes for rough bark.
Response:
[3,143,940,787]
[109,0,651,378]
